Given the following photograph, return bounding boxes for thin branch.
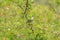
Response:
[17,4,24,10]
[12,1,24,10]
[35,34,40,40]
[23,0,29,19]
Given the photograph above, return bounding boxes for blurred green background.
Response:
[0,0,60,40]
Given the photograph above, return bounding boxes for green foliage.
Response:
[0,0,60,40]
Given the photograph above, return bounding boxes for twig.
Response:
[12,1,24,10]
[23,0,29,19]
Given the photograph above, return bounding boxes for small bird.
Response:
[27,16,34,23]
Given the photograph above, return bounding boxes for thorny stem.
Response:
[23,0,29,19]
[24,0,34,33]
